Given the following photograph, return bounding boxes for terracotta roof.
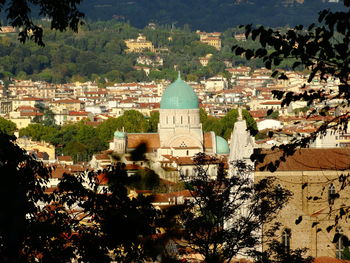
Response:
[94,153,110,160]
[58,156,73,162]
[53,99,84,104]
[17,106,37,111]
[260,101,281,105]
[69,111,89,116]
[250,110,268,118]
[127,133,160,150]
[203,132,213,149]
[20,112,43,117]
[22,97,43,101]
[255,148,350,172]
[314,257,350,263]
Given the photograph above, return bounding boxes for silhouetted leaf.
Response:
[326,225,334,233]
[295,216,303,225]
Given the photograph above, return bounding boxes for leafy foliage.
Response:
[0,133,52,262]
[0,117,16,135]
[180,153,291,262]
[1,0,84,46]
[0,133,160,262]
[79,0,343,31]
[202,108,258,139]
[233,1,350,168]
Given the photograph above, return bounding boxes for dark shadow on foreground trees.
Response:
[179,153,292,263]
[0,135,160,262]
[1,0,84,46]
[252,223,313,263]
[233,0,350,258]
[0,133,52,262]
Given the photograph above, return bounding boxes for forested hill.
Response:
[79,0,343,31]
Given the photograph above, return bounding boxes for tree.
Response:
[266,110,279,120]
[179,153,291,263]
[19,123,57,141]
[148,111,160,133]
[116,110,150,133]
[1,0,84,46]
[0,133,160,262]
[0,133,52,262]
[50,164,160,263]
[201,109,257,139]
[232,1,350,159]
[232,0,350,258]
[0,117,16,135]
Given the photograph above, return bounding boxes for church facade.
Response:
[109,74,230,181]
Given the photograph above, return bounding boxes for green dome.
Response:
[160,74,199,109]
[114,131,125,139]
[216,136,230,154]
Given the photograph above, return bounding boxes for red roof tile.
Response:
[203,132,213,149]
[314,257,350,263]
[127,133,160,150]
[256,148,350,172]
[58,156,73,162]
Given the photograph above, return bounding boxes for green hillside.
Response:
[79,0,343,31]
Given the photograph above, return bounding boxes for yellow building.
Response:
[256,148,350,259]
[17,137,56,160]
[196,31,222,50]
[198,54,213,66]
[124,34,155,53]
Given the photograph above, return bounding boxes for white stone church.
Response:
[109,74,254,181]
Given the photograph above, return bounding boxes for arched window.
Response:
[336,227,345,259]
[282,229,291,252]
[328,184,336,205]
[186,150,189,156]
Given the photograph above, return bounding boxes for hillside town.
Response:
[1,13,350,261]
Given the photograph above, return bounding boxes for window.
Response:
[186,150,189,156]
[328,184,336,205]
[336,227,345,259]
[282,229,291,252]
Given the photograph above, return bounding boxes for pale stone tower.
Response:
[110,131,126,154]
[229,108,255,166]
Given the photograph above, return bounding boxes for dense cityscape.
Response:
[0,1,350,262]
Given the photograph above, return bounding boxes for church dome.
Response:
[114,131,125,139]
[160,74,199,109]
[215,136,230,154]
